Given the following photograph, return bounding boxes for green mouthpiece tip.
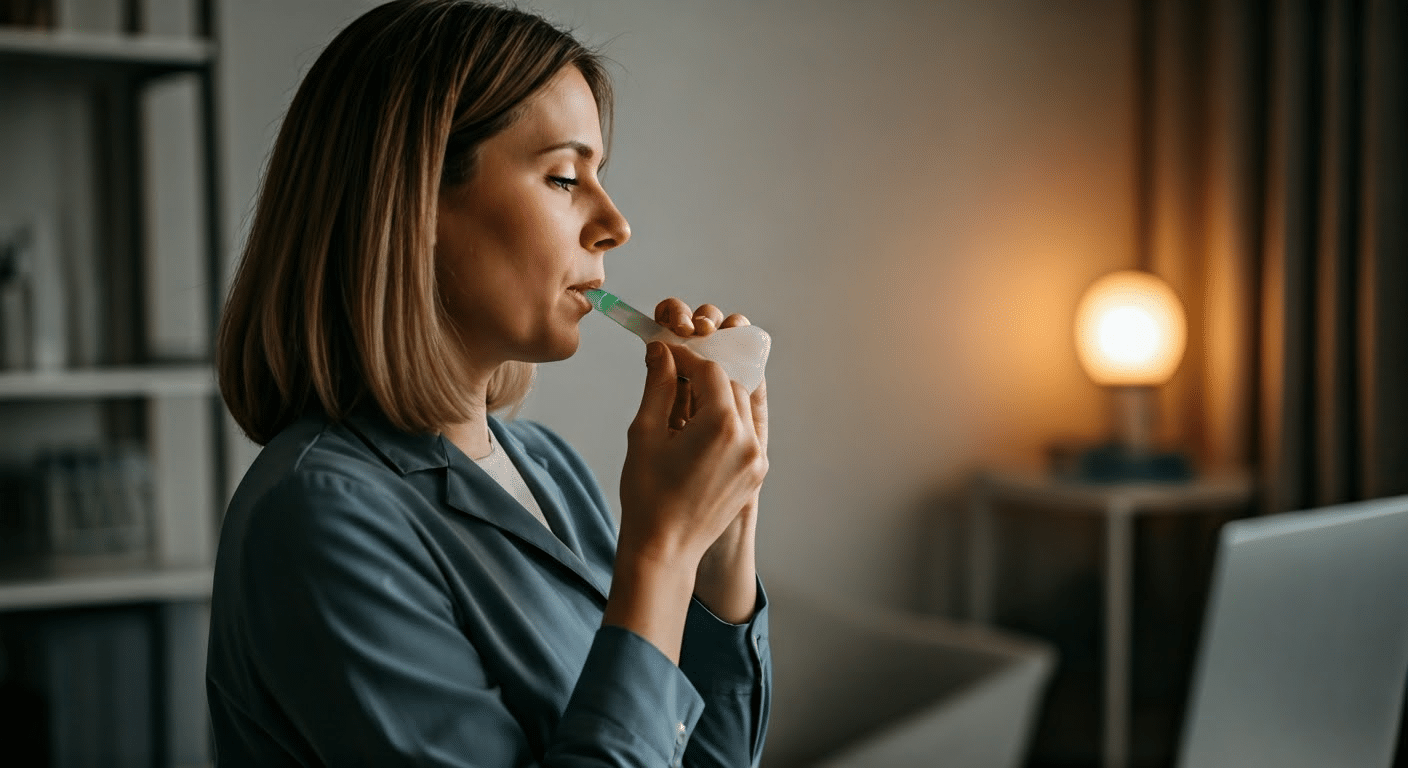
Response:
[582,288,618,312]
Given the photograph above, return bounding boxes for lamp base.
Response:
[1048,441,1194,484]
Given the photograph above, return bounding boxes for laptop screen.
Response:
[1178,495,1408,768]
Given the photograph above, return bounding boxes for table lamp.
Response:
[1058,269,1194,482]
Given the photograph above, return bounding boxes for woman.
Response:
[205,1,771,765]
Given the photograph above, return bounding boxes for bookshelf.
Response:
[0,25,212,68]
[0,1,221,765]
[0,364,215,398]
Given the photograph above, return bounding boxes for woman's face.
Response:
[436,65,630,369]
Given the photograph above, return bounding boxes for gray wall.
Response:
[217,0,1136,610]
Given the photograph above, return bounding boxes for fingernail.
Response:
[646,341,665,364]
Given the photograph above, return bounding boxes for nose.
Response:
[585,189,631,252]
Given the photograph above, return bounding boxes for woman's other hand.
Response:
[648,298,769,623]
[604,338,767,657]
[618,340,766,567]
[654,297,749,340]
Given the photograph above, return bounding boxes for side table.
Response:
[965,469,1254,768]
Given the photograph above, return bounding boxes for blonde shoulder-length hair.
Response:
[217,0,613,445]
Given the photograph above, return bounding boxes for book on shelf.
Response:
[33,607,154,767]
[142,70,209,361]
[1,0,200,36]
[0,230,28,370]
[0,464,43,562]
[53,0,120,34]
[0,0,55,28]
[1,443,157,571]
[0,213,67,372]
[139,0,195,38]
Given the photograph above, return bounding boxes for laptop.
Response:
[1177,494,1408,768]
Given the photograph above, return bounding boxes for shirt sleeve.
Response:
[501,418,773,767]
[678,581,773,768]
[223,469,707,767]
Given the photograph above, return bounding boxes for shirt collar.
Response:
[342,408,450,475]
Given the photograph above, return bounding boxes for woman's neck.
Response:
[443,416,493,461]
[440,361,495,460]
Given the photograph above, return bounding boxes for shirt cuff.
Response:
[680,577,771,694]
[555,625,706,767]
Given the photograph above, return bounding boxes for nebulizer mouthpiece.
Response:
[582,289,771,393]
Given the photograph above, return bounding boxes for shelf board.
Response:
[0,564,212,612]
[0,26,213,74]
[0,364,215,399]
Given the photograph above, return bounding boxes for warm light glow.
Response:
[1097,306,1161,366]
[1074,270,1186,386]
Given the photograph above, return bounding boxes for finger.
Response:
[670,375,691,431]
[667,344,732,417]
[749,377,768,450]
[692,304,725,336]
[654,297,695,337]
[631,341,678,434]
[719,313,750,329]
[731,379,756,442]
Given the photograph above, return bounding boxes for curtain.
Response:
[1140,0,1408,763]
[1145,0,1407,509]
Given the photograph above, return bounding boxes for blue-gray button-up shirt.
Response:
[206,411,771,766]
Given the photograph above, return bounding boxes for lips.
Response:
[567,279,602,313]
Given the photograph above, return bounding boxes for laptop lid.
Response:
[1178,494,1408,768]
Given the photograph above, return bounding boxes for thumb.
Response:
[633,341,677,432]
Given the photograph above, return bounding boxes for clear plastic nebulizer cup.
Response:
[582,289,771,393]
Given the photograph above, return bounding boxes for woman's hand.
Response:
[651,298,769,623]
[652,298,768,451]
[603,298,769,657]
[604,338,766,658]
[617,339,765,568]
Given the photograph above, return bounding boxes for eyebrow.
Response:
[538,140,607,172]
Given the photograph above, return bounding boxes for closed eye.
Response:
[548,176,579,191]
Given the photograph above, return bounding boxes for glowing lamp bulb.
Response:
[1074,270,1186,387]
[1097,306,1161,366]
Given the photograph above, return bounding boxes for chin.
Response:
[526,332,580,363]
